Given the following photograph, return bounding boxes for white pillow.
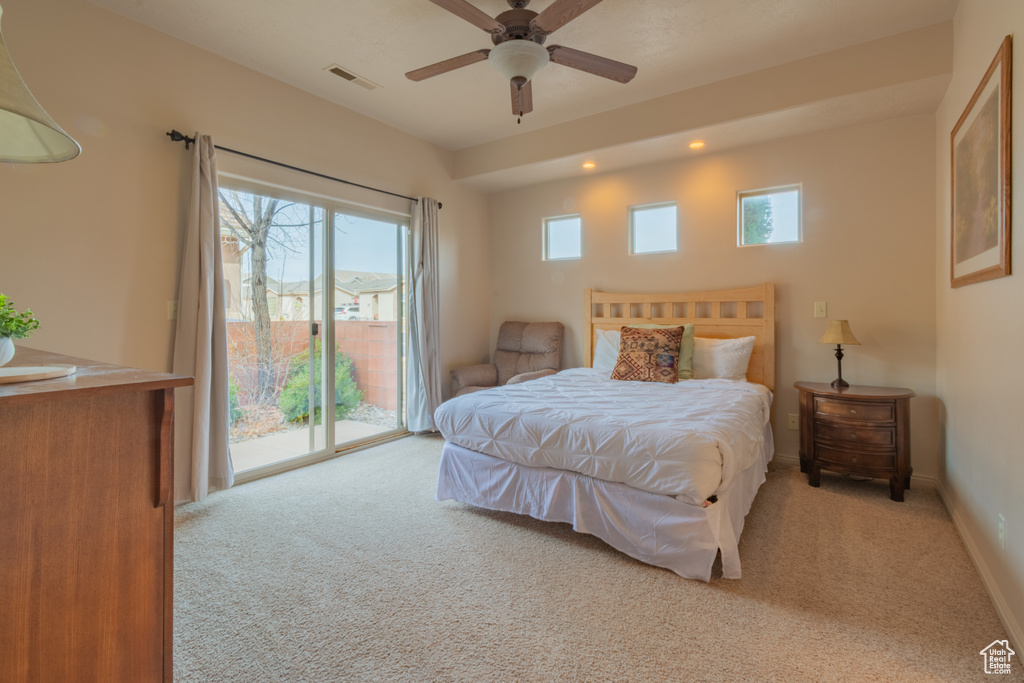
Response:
[692,336,756,381]
[592,329,621,373]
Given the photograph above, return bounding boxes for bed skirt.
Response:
[436,425,773,581]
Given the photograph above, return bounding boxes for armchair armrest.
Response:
[505,368,557,385]
[451,363,498,396]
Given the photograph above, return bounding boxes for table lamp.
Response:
[818,320,860,389]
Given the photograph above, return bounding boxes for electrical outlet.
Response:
[998,514,1006,549]
[787,413,799,430]
[167,301,178,320]
[814,301,827,318]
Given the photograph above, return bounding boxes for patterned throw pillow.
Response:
[610,326,684,383]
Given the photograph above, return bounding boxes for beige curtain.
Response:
[407,197,441,432]
[173,134,233,502]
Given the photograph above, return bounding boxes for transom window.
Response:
[629,202,677,254]
[738,185,802,246]
[543,214,582,260]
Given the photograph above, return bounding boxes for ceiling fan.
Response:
[406,0,638,121]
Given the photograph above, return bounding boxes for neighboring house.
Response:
[237,274,362,322]
[219,229,396,323]
[221,233,245,321]
[219,207,397,322]
[350,276,399,321]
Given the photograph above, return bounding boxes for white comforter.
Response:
[433,368,772,506]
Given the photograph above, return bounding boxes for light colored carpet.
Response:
[174,435,1011,682]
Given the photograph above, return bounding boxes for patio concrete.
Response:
[230,420,392,472]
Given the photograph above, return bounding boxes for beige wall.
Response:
[487,114,938,475]
[934,0,1024,646]
[0,0,490,496]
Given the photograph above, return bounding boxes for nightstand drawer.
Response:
[814,397,894,423]
[815,421,895,447]
[816,445,894,471]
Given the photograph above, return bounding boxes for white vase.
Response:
[0,337,13,366]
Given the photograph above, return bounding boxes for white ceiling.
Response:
[86,0,957,189]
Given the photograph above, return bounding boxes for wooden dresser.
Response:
[795,381,915,502]
[0,347,191,682]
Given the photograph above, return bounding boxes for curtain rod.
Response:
[165,130,440,209]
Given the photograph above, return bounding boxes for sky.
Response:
[633,204,678,253]
[234,200,403,282]
[765,190,800,243]
[546,216,582,260]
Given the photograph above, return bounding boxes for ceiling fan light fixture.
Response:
[488,39,549,83]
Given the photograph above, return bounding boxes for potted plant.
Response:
[0,294,40,366]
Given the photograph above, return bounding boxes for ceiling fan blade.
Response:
[546,45,637,83]
[511,79,534,115]
[427,0,505,34]
[405,49,491,81]
[530,0,606,35]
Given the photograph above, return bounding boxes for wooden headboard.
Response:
[584,284,776,391]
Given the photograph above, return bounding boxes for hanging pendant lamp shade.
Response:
[0,5,80,163]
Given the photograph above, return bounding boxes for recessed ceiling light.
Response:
[582,162,596,169]
[689,141,705,149]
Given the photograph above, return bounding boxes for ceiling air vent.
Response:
[325,64,381,91]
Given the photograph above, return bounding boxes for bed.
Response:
[434,284,776,581]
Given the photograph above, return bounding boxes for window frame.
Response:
[736,184,803,247]
[542,213,583,261]
[628,201,678,255]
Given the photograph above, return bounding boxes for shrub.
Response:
[228,377,244,425]
[279,342,362,424]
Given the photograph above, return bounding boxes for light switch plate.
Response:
[167,301,178,320]
[814,301,827,318]
[787,413,799,430]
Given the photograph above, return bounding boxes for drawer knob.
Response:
[852,457,858,463]
[850,409,857,414]
[850,433,857,439]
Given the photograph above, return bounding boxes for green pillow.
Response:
[631,323,695,380]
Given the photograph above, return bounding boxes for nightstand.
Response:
[795,381,915,502]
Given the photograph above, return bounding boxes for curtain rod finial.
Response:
[167,129,196,150]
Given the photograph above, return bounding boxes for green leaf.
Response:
[0,294,40,339]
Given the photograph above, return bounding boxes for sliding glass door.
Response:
[219,181,407,478]
[331,210,406,448]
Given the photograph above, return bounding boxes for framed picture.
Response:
[951,35,1012,288]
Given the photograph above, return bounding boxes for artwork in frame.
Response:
[950,35,1012,288]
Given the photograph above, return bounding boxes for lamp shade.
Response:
[488,39,550,82]
[818,320,860,345]
[0,5,80,163]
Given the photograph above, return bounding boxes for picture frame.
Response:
[950,35,1012,288]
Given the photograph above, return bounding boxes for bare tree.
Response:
[219,190,309,405]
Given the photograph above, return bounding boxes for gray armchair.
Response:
[451,321,564,397]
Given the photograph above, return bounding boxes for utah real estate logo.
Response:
[980,640,1015,675]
